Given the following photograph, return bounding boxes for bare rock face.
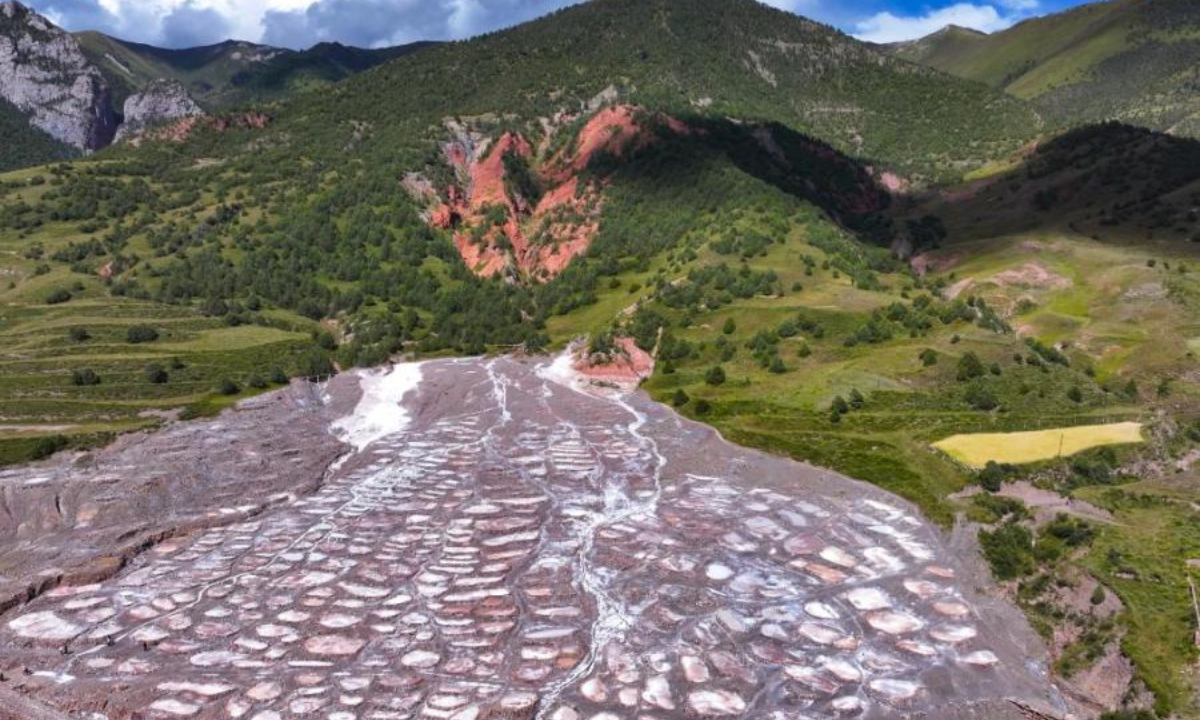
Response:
[114,78,204,142]
[0,0,116,150]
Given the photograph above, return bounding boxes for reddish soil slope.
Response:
[423,105,679,282]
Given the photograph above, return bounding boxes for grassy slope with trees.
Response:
[886,0,1200,137]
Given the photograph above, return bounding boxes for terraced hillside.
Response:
[886,0,1200,136]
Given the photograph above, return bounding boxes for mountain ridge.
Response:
[0,0,432,168]
[883,0,1200,137]
[268,0,1042,185]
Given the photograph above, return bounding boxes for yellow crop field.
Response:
[933,422,1145,468]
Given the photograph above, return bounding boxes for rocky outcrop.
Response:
[113,78,203,143]
[0,1,115,150]
[429,106,670,282]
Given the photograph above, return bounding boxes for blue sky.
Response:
[28,0,1097,49]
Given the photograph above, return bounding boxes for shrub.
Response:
[68,327,90,342]
[31,434,69,460]
[71,368,100,386]
[45,288,72,304]
[722,317,736,335]
[1043,514,1095,547]
[270,367,289,384]
[693,399,712,415]
[705,366,726,386]
[1070,456,1112,485]
[957,352,985,381]
[848,388,865,409]
[144,364,169,384]
[672,389,690,407]
[297,299,325,320]
[1067,386,1083,403]
[919,348,938,366]
[217,378,240,395]
[978,461,1010,492]
[768,356,786,374]
[247,374,268,389]
[830,396,850,415]
[979,524,1035,580]
[301,351,335,378]
[200,297,229,316]
[126,325,159,343]
[317,331,338,351]
[965,383,1000,411]
[971,493,1028,523]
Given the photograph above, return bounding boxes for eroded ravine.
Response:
[0,356,1066,720]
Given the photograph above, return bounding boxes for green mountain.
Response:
[279,0,1040,185]
[885,24,988,66]
[884,0,1200,136]
[75,33,432,113]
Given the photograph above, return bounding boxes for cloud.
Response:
[261,0,589,49]
[25,0,1050,50]
[852,3,1025,43]
[757,0,820,13]
[160,1,234,47]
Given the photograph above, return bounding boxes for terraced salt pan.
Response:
[0,356,1063,720]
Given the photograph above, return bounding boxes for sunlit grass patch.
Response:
[933,421,1144,468]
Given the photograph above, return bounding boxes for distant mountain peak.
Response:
[882,0,1200,138]
[938,24,988,36]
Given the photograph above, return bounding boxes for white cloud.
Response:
[29,0,591,48]
[996,0,1038,9]
[758,0,819,13]
[30,0,1044,50]
[852,3,1024,43]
